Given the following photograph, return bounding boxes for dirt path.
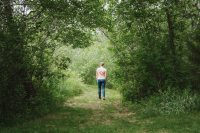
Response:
[66,85,121,110]
[64,86,137,128]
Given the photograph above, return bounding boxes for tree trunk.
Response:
[2,0,35,98]
[165,8,176,59]
[165,7,178,76]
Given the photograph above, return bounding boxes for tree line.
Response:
[109,0,200,101]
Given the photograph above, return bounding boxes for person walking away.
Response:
[96,62,107,100]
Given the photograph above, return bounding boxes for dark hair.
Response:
[100,62,104,66]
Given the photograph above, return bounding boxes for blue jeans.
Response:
[97,79,106,99]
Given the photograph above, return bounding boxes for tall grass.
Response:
[136,88,200,117]
[31,70,85,115]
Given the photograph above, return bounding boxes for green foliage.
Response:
[63,71,84,97]
[0,69,85,126]
[69,31,116,88]
[110,0,200,101]
[1,0,199,127]
[187,25,200,90]
[138,88,200,116]
[0,0,108,125]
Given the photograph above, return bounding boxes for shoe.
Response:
[103,97,105,100]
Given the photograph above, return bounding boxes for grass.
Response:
[1,85,200,133]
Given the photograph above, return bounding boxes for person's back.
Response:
[96,62,107,100]
[96,66,107,80]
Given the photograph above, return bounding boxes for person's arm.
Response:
[96,70,98,80]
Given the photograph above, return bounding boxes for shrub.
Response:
[0,70,84,126]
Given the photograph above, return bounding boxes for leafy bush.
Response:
[0,70,84,126]
[80,63,97,85]
[35,70,84,109]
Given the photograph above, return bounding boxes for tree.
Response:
[0,0,108,124]
[109,0,200,101]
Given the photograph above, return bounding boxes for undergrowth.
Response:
[128,88,200,118]
[0,71,85,127]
